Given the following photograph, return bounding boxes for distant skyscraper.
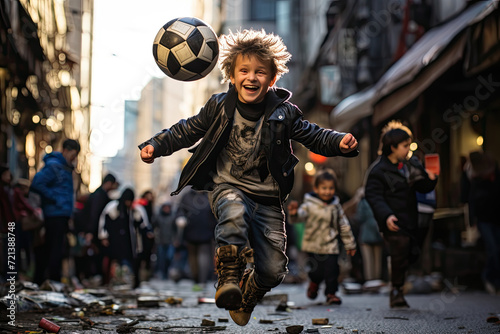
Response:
[103,100,138,188]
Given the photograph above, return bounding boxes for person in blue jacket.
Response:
[30,139,80,284]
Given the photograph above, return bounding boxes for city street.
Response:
[2,1,500,333]
[8,278,500,334]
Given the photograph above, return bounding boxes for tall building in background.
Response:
[0,0,93,192]
[133,77,197,199]
[124,0,226,202]
[220,0,305,93]
[103,100,138,188]
[66,0,94,189]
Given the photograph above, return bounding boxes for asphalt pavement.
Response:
[9,278,500,334]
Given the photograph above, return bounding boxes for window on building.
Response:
[251,0,276,21]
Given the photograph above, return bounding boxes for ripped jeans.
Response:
[208,183,289,289]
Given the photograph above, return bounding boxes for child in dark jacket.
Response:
[365,122,437,308]
[139,29,358,326]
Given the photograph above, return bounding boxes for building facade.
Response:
[0,0,93,192]
[329,0,500,206]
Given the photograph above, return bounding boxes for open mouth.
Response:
[244,85,259,92]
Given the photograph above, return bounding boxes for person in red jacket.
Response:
[0,165,17,281]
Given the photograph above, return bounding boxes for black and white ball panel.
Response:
[153,17,219,81]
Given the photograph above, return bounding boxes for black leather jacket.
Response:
[138,85,358,202]
[365,155,437,233]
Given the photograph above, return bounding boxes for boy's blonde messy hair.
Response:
[218,29,291,83]
[380,120,412,138]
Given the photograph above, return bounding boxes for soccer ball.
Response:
[153,17,219,81]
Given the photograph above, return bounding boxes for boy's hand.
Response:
[386,214,399,232]
[140,145,155,164]
[425,169,437,180]
[346,249,356,257]
[287,200,299,216]
[339,133,358,154]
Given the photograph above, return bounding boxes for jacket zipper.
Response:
[171,118,229,196]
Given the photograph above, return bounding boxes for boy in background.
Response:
[288,169,356,305]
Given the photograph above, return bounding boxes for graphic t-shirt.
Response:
[213,103,279,199]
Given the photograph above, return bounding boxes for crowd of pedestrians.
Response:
[0,119,497,309]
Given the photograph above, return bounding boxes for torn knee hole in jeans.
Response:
[223,193,242,202]
[265,230,286,251]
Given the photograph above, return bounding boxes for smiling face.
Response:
[230,54,277,104]
[313,179,336,202]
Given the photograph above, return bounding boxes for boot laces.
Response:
[239,269,267,313]
[241,283,267,313]
[216,247,254,288]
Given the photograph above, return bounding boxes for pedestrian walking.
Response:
[168,216,189,283]
[98,188,151,286]
[365,122,437,308]
[461,150,500,295]
[30,139,80,284]
[355,187,385,288]
[135,190,155,285]
[78,173,119,281]
[0,165,18,281]
[152,201,176,280]
[139,29,358,326]
[287,169,357,305]
[132,194,154,288]
[414,188,436,275]
[412,152,437,275]
[1,169,43,280]
[176,187,217,290]
[13,178,43,276]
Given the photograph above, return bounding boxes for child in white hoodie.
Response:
[288,168,356,304]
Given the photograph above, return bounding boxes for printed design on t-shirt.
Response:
[226,122,266,179]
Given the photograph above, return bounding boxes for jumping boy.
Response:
[139,29,358,326]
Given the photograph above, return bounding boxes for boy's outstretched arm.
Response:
[339,133,358,154]
[140,144,155,164]
[290,117,358,157]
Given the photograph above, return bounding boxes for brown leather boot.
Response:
[214,245,253,310]
[307,281,319,300]
[229,269,269,326]
[326,294,342,305]
[390,287,409,308]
